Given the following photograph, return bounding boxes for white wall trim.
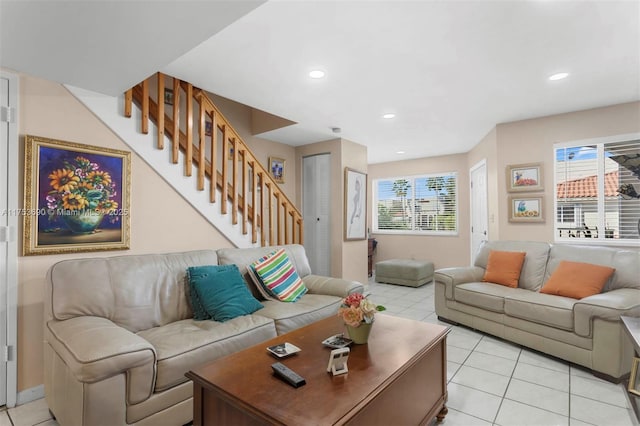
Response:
[16,384,44,406]
[2,70,19,408]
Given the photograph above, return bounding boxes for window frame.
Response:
[553,132,640,247]
[372,172,459,236]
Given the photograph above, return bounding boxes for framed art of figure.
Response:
[506,162,543,192]
[344,168,367,240]
[269,157,285,184]
[23,135,131,255]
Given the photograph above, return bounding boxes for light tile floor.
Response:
[3,279,638,426]
[366,278,638,426]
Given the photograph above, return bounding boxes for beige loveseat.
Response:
[44,244,363,426]
[435,240,640,381]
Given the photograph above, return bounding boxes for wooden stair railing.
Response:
[124,72,303,246]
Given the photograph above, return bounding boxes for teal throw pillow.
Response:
[186,269,211,320]
[187,264,263,322]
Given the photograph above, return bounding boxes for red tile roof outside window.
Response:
[557,171,619,199]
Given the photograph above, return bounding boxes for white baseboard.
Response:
[16,384,44,406]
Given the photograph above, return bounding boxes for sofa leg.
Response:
[437,316,459,326]
[49,410,56,420]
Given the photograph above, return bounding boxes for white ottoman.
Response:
[375,259,434,287]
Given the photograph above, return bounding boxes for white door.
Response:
[470,160,488,264]
[0,71,18,407]
[302,154,331,275]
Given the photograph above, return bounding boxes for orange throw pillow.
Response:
[482,250,526,288]
[540,261,615,299]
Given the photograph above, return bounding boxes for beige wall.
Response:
[16,74,235,391]
[209,93,297,201]
[341,139,368,285]
[367,153,471,269]
[495,101,640,242]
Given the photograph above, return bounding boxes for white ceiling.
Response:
[2,1,639,164]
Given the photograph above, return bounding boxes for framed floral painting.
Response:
[506,162,543,192]
[23,135,131,255]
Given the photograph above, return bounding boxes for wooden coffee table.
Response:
[187,314,449,425]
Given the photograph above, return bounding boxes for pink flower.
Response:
[343,293,365,308]
[338,294,385,327]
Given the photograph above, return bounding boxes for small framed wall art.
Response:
[508,195,544,223]
[344,168,367,240]
[23,135,131,255]
[506,162,543,192]
[163,88,174,105]
[269,157,285,184]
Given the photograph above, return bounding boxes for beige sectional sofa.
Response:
[435,240,640,381]
[44,244,363,426]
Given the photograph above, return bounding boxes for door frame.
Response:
[1,70,19,407]
[469,159,488,265]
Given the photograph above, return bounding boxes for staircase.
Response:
[68,72,302,248]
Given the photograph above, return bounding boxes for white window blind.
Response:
[373,173,458,234]
[554,136,640,244]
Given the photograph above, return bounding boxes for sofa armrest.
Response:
[45,316,156,404]
[434,267,485,299]
[574,289,640,337]
[302,275,364,297]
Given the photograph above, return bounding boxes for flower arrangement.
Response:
[46,156,119,217]
[338,293,385,328]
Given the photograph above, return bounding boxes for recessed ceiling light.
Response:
[309,70,325,79]
[396,150,405,155]
[383,113,396,119]
[549,72,569,81]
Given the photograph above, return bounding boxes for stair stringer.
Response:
[66,85,258,249]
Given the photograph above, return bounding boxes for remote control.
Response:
[271,362,306,388]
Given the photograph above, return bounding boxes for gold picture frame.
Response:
[269,156,285,184]
[23,135,131,255]
[344,167,367,240]
[508,195,544,223]
[506,162,543,192]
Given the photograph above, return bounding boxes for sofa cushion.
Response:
[46,250,218,333]
[258,294,342,335]
[250,249,307,302]
[454,282,516,312]
[475,241,550,291]
[504,291,577,331]
[482,250,526,288]
[187,265,264,322]
[540,261,615,299]
[136,315,276,392]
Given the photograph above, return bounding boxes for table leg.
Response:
[436,405,448,423]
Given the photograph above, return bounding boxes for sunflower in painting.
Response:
[46,156,118,215]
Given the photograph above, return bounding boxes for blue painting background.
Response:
[37,145,125,232]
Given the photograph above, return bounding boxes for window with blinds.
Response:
[373,173,458,234]
[554,136,640,244]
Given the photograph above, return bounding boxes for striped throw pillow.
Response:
[250,248,307,302]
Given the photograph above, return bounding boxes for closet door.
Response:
[302,154,331,276]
